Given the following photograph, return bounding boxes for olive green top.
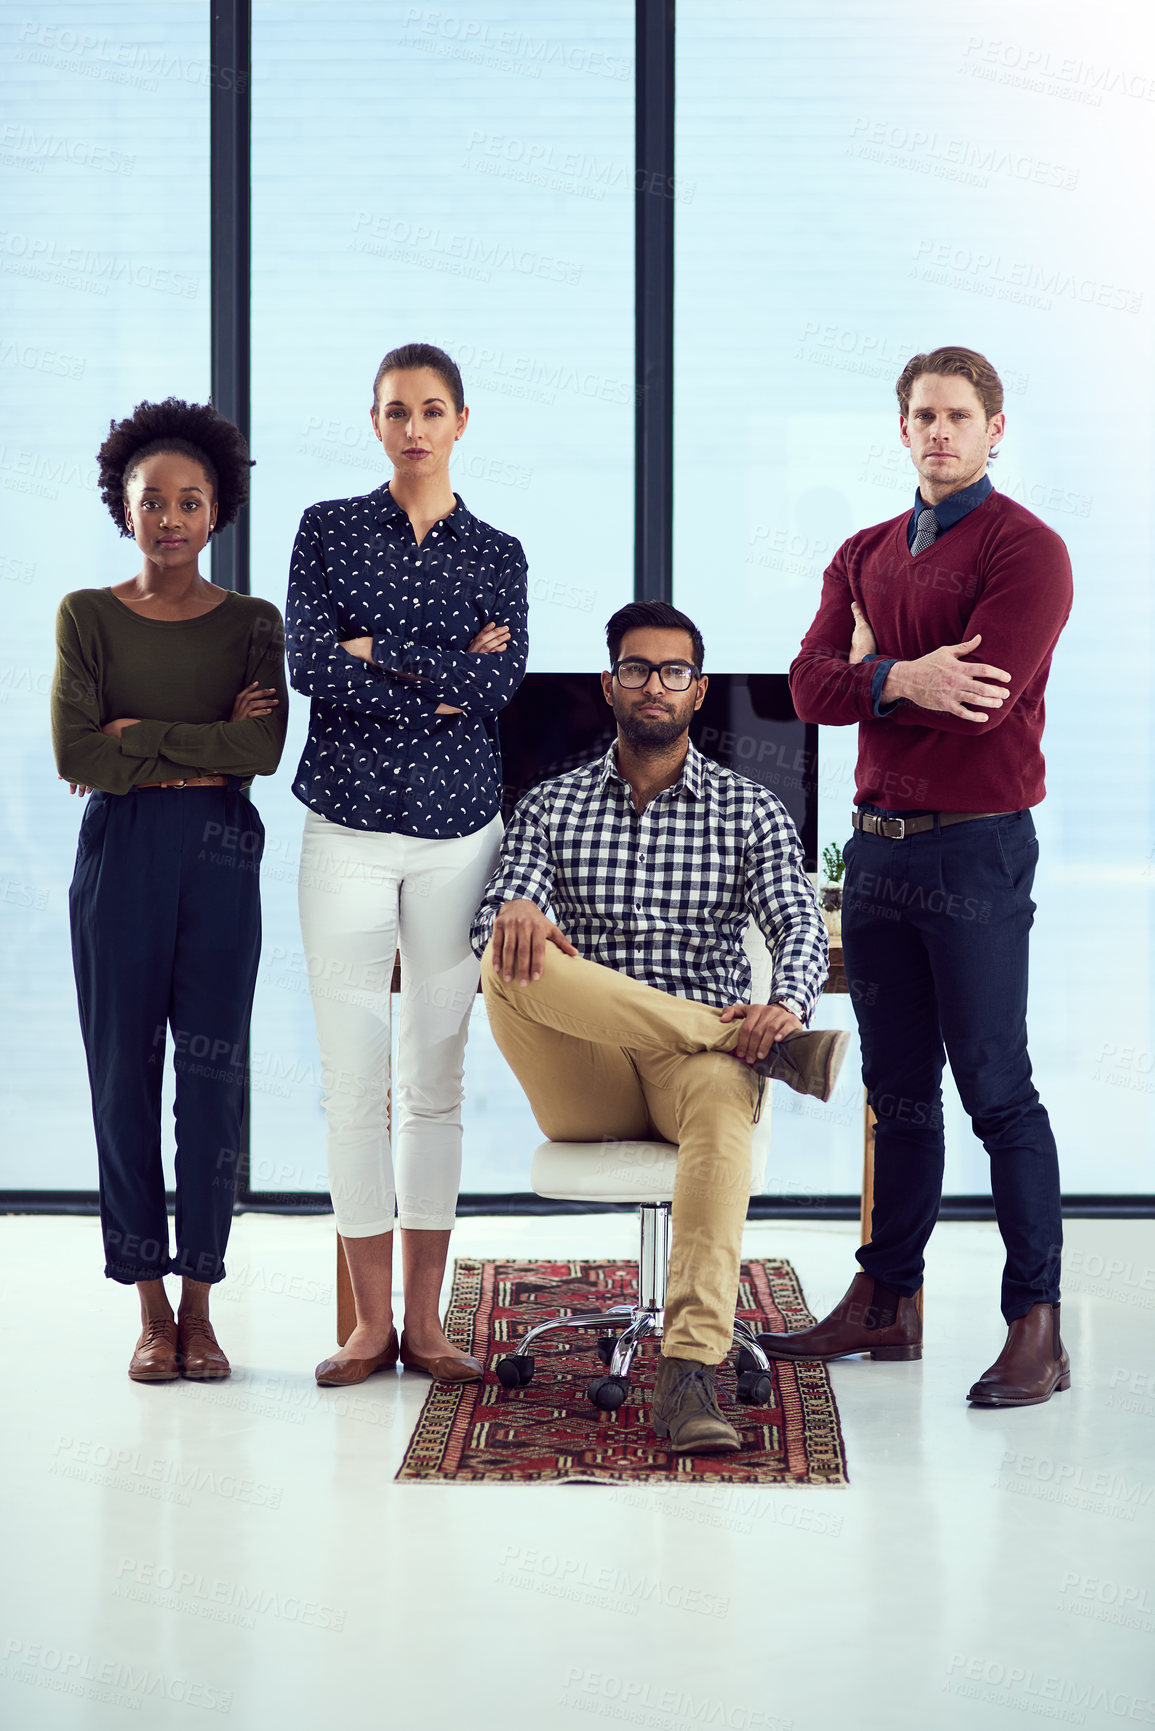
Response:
[51,587,288,795]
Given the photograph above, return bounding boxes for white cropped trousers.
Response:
[298,809,503,1235]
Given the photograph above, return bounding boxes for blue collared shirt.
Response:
[867,476,994,715]
[905,474,992,549]
[286,484,528,837]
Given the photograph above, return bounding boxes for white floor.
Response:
[1,1212,1152,1731]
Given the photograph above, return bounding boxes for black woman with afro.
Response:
[50,398,287,1384]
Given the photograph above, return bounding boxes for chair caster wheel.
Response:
[736,1370,773,1405]
[496,1355,534,1389]
[736,1346,761,1374]
[596,1336,619,1367]
[587,1375,629,1412]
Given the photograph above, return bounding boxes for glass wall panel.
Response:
[0,1,210,1188]
[676,0,1155,1195]
[248,2,635,1193]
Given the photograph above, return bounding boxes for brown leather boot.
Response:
[757,1270,922,1361]
[967,1303,1070,1407]
[177,1314,231,1380]
[128,1318,180,1382]
[748,1029,851,1102]
[652,1355,741,1454]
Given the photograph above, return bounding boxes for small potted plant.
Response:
[820,843,845,938]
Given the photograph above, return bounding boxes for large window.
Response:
[4,2,1152,1206]
[245,1,635,1194]
[0,2,210,1189]
[675,0,1155,1196]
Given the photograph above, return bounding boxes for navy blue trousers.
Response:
[69,784,264,1284]
[841,810,1061,1322]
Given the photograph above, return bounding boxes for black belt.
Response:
[852,808,1011,840]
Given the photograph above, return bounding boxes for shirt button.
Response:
[414,559,422,568]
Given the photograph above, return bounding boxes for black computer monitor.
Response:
[499,674,818,872]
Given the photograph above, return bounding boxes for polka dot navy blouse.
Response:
[286,483,529,838]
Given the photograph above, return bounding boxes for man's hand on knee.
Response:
[721,1001,804,1064]
[491,898,578,987]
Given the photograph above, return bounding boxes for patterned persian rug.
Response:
[396,1257,848,1486]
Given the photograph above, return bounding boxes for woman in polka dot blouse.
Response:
[287,342,528,1386]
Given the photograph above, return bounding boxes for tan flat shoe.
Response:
[399,1330,483,1384]
[129,1318,180,1382]
[315,1327,400,1387]
[178,1314,231,1380]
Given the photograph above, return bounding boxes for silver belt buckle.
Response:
[858,809,904,839]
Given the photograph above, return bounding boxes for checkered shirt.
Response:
[471,741,828,1015]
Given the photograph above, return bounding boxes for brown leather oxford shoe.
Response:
[967,1303,1070,1407]
[128,1318,180,1382]
[757,1270,923,1362]
[178,1314,231,1380]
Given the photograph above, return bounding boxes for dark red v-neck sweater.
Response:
[789,491,1073,812]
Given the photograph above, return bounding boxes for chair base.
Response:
[497,1202,774,1407]
[510,1303,772,1379]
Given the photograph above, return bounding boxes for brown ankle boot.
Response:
[757,1271,922,1362]
[652,1355,741,1454]
[967,1303,1070,1407]
[748,1029,851,1102]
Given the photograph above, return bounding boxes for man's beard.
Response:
[615,700,688,753]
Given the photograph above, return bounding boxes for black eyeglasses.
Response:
[612,658,700,692]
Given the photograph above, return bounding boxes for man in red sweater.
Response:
[762,346,1073,1406]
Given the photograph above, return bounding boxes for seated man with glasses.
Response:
[470,600,847,1454]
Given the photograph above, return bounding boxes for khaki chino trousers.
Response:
[481,940,760,1363]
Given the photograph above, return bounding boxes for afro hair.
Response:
[97,397,253,536]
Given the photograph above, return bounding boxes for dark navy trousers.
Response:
[841,809,1061,1322]
[69,783,264,1284]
